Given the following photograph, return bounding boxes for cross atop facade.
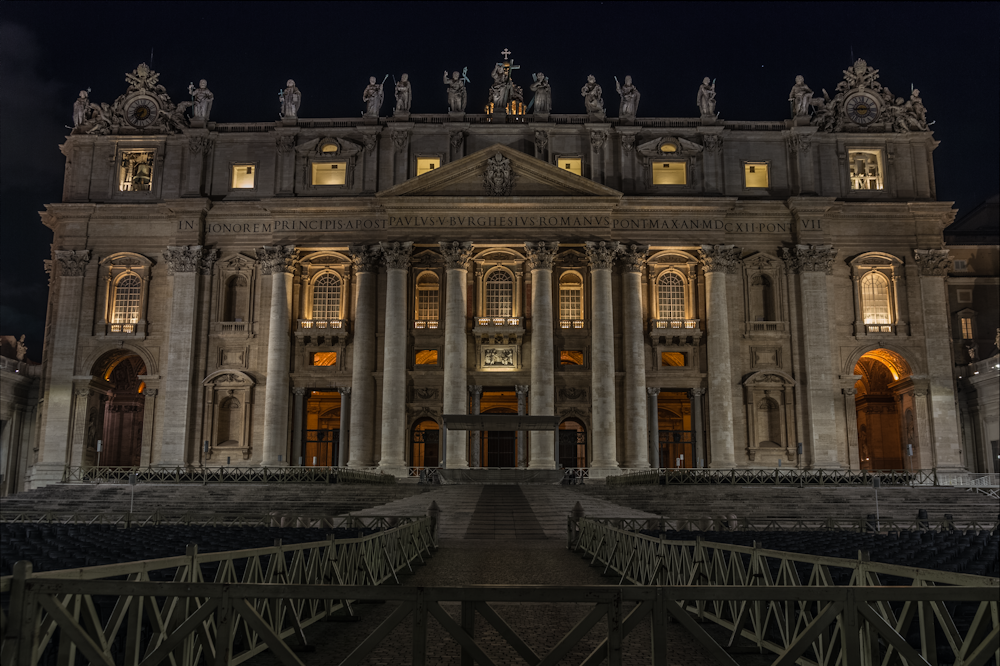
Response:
[501,48,511,60]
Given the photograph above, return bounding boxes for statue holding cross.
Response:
[488,48,522,113]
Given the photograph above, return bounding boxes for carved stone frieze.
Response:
[620,133,636,152]
[483,151,514,196]
[275,135,295,153]
[702,135,722,152]
[912,249,950,276]
[781,244,838,274]
[54,250,91,277]
[413,387,439,401]
[450,131,464,150]
[163,245,204,275]
[390,129,409,152]
[590,130,608,151]
[440,241,474,270]
[380,241,413,270]
[349,244,381,273]
[787,133,811,153]
[698,245,742,274]
[559,387,587,401]
[585,241,620,270]
[533,130,548,154]
[620,244,649,273]
[646,387,660,397]
[524,241,559,271]
[188,136,214,154]
[256,245,298,275]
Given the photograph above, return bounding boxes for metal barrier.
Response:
[62,465,393,484]
[0,517,436,666]
[0,512,425,529]
[571,516,1000,666]
[584,515,1000,533]
[608,468,941,486]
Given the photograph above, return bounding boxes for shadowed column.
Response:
[258,245,297,466]
[525,241,558,470]
[586,241,621,476]
[348,245,380,468]
[378,241,413,475]
[441,241,473,469]
[621,244,649,468]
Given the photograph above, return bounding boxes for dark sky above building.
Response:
[2,2,998,358]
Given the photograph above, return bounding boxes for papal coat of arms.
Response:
[483,151,514,196]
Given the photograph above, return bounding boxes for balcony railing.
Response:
[476,317,521,327]
[413,320,439,330]
[747,320,786,333]
[298,319,344,330]
[559,320,584,329]
[865,323,895,334]
[220,322,249,334]
[651,318,699,330]
[108,323,136,334]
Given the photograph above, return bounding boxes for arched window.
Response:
[312,273,342,320]
[485,269,513,318]
[749,274,775,321]
[223,275,249,322]
[415,272,439,327]
[559,272,583,327]
[111,273,142,332]
[860,271,891,326]
[657,272,685,320]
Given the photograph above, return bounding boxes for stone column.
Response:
[32,251,90,487]
[842,388,859,470]
[378,241,413,475]
[912,388,935,470]
[782,245,839,468]
[621,244,649,468]
[138,387,158,467]
[291,387,305,466]
[348,245,380,467]
[338,387,351,467]
[586,241,621,476]
[913,249,962,470]
[70,388,92,468]
[690,388,706,468]
[159,246,217,466]
[698,245,742,468]
[257,245,298,466]
[525,241,559,470]
[440,241,473,469]
[515,385,529,468]
[469,385,483,467]
[647,387,660,469]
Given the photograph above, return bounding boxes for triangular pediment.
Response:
[377,143,622,199]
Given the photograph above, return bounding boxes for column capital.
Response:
[256,245,298,275]
[440,241,473,270]
[75,388,91,398]
[912,249,950,276]
[515,384,530,396]
[380,241,413,270]
[338,386,352,396]
[646,387,660,396]
[689,387,706,397]
[468,384,483,397]
[781,244,838,274]
[585,241,620,270]
[842,387,857,396]
[524,241,559,271]
[698,245,742,274]
[349,244,381,273]
[54,249,91,277]
[292,387,307,396]
[913,388,929,398]
[144,388,158,397]
[620,244,649,273]
[164,245,219,276]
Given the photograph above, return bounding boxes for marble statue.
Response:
[905,89,928,130]
[788,75,813,118]
[279,79,301,118]
[363,76,384,118]
[616,75,640,121]
[697,77,717,117]
[443,70,467,112]
[581,75,605,120]
[15,335,27,362]
[73,90,90,127]
[530,72,551,114]
[489,61,514,110]
[394,73,411,113]
[188,79,214,119]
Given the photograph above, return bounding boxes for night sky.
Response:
[2,2,998,359]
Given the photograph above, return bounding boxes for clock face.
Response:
[126,96,159,128]
[845,93,880,126]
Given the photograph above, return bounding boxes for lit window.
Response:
[415,350,439,365]
[312,162,347,186]
[848,149,884,191]
[416,157,440,176]
[111,273,142,332]
[312,273,342,320]
[652,161,687,185]
[860,272,891,325]
[659,143,677,153]
[485,270,513,318]
[558,158,582,176]
[118,151,154,192]
[661,352,686,367]
[415,272,439,325]
[744,162,769,188]
[559,272,583,323]
[560,351,584,366]
[953,260,967,271]
[321,143,339,153]
[312,352,337,366]
[231,164,256,189]
[657,272,685,319]
[961,317,974,340]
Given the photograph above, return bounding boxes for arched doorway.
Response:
[410,418,440,469]
[853,349,912,470]
[478,389,518,468]
[558,419,587,468]
[304,390,340,466]
[96,354,146,467]
[657,391,692,468]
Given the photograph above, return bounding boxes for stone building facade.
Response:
[23,59,976,488]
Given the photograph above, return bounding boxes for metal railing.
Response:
[583,514,999,534]
[0,517,436,666]
[571,516,1000,666]
[62,465,393,485]
[607,468,941,487]
[0,512,427,530]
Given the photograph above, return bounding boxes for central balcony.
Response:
[473,316,524,344]
[649,318,702,344]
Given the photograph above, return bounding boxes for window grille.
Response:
[860,272,891,325]
[312,273,341,320]
[485,270,513,318]
[111,273,142,331]
[657,273,685,319]
[961,317,974,340]
[416,274,439,322]
[559,274,582,322]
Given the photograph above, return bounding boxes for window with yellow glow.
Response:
[559,272,583,323]
[557,158,582,176]
[415,272,439,325]
[652,161,687,185]
[118,151,155,192]
[312,162,347,186]
[848,149,884,191]
[661,352,686,367]
[659,142,678,153]
[321,143,339,153]
[231,164,256,189]
[312,352,337,366]
[743,162,769,188]
[415,349,439,365]
[416,157,440,176]
[961,317,974,339]
[110,273,142,332]
[560,351,584,366]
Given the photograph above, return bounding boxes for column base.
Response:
[587,465,622,480]
[261,460,290,467]
[378,463,408,477]
[26,463,67,489]
[528,461,556,470]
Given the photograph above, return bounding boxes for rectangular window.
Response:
[743,162,769,188]
[557,157,582,176]
[416,157,440,176]
[956,289,972,304]
[661,352,686,367]
[417,288,439,321]
[953,260,968,271]
[560,288,582,322]
[652,161,687,185]
[231,164,256,189]
[961,317,974,340]
[118,151,155,192]
[312,162,347,186]
[560,351,584,366]
[848,149,884,191]
[311,352,338,366]
[415,349,439,365]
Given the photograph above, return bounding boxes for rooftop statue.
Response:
[581,75,605,121]
[905,89,929,130]
[363,76,386,118]
[810,58,930,133]
[488,59,520,112]
[530,72,551,114]
[394,73,412,113]
[616,75,640,122]
[443,70,468,113]
[72,90,90,127]
[188,79,214,120]
[788,75,813,118]
[279,79,301,118]
[73,63,188,135]
[697,77,717,118]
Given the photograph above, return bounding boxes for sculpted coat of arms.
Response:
[483,151,514,196]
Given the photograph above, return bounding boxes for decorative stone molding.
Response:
[483,151,514,196]
[362,134,378,153]
[702,135,722,152]
[440,241,474,270]
[75,388,91,398]
[413,387,437,400]
[585,241,620,270]
[698,245,742,274]
[912,249,950,276]
[781,244,838,274]
[163,245,204,275]
[590,130,608,151]
[380,241,413,270]
[620,133,636,152]
[524,241,559,271]
[188,136,214,154]
[620,244,649,273]
[787,133,811,153]
[349,244,381,273]
[390,129,409,152]
[516,385,530,398]
[275,135,295,153]
[338,386,352,396]
[198,248,220,275]
[256,245,298,275]
[54,250,92,277]
[468,384,483,397]
[646,387,660,397]
[533,130,548,154]
[292,387,307,396]
[689,387,706,397]
[448,132,464,150]
[842,387,857,396]
[559,387,585,401]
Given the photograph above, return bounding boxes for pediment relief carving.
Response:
[219,254,255,270]
[102,252,154,269]
[203,369,256,386]
[850,251,902,268]
[743,370,795,386]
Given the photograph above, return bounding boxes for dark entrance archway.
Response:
[98,354,146,467]
[411,418,440,469]
[558,418,587,468]
[853,350,911,470]
[478,389,518,468]
[657,391,692,468]
[304,390,340,466]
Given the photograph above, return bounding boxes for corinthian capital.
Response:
[163,245,204,275]
[54,249,91,277]
[698,245,742,274]
[620,243,649,273]
[440,241,473,270]
[781,244,837,274]
[380,241,413,270]
[524,241,559,271]
[198,247,220,275]
[912,249,950,276]
[349,244,381,273]
[585,241,620,270]
[256,245,298,275]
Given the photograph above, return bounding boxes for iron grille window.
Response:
[559,273,582,321]
[485,270,513,318]
[111,273,142,325]
[312,273,341,320]
[860,272,891,325]
[657,273,685,319]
